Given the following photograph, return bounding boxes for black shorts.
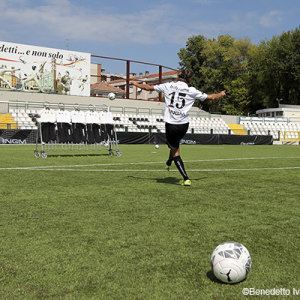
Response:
[165,122,189,149]
[41,122,56,143]
[57,122,72,143]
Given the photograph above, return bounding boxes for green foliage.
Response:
[249,27,300,108]
[179,35,252,114]
[224,77,250,115]
[178,34,207,89]
[0,144,300,299]
[178,27,300,114]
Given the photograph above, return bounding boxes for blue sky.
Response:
[0,0,299,74]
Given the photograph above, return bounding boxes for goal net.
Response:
[281,131,300,143]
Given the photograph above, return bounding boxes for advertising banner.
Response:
[0,130,273,146]
[116,132,273,145]
[0,41,90,96]
[0,129,37,144]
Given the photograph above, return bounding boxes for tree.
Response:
[178,34,252,114]
[178,34,207,89]
[248,27,300,108]
[178,27,300,115]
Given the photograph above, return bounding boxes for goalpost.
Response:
[280,131,300,144]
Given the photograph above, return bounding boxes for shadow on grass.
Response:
[157,177,180,184]
[128,175,207,185]
[206,270,223,283]
[206,270,245,285]
[127,175,179,185]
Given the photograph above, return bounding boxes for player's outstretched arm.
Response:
[206,90,226,100]
[131,81,155,91]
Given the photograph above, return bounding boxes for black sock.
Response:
[166,150,173,166]
[173,156,189,180]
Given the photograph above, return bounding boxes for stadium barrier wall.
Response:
[0,129,273,145]
[117,132,273,145]
[0,129,36,144]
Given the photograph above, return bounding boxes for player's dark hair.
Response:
[178,68,193,84]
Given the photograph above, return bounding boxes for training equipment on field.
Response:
[211,241,252,284]
[108,92,116,100]
[34,105,121,158]
[155,144,159,149]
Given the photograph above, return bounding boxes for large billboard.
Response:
[0,41,90,96]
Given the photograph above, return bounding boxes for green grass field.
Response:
[1,144,300,299]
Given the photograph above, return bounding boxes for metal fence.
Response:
[90,54,177,101]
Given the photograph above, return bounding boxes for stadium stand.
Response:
[227,124,247,135]
[240,117,300,140]
[3,103,300,141]
[6,106,231,134]
[8,108,38,130]
[0,113,18,129]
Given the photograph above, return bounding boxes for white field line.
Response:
[0,156,299,172]
[0,156,299,171]
[1,167,300,172]
[0,149,34,151]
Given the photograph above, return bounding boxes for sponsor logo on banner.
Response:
[180,139,196,145]
[0,137,27,144]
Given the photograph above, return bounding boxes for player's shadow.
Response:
[156,177,180,185]
[127,176,206,185]
[127,175,178,185]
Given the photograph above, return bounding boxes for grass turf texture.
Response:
[0,144,299,299]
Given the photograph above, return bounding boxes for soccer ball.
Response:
[155,144,159,149]
[108,92,116,100]
[210,241,252,284]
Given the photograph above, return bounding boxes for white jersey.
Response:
[71,110,86,124]
[85,110,100,124]
[154,81,207,124]
[100,111,114,124]
[56,110,71,123]
[39,108,56,123]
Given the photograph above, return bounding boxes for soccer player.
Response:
[132,69,226,186]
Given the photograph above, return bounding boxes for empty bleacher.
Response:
[111,114,231,134]
[5,106,231,134]
[3,102,300,141]
[227,124,247,135]
[240,118,300,140]
[189,117,229,134]
[9,108,38,130]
